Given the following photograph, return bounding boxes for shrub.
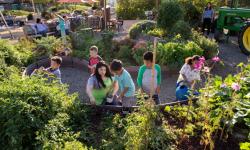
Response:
[117,46,133,63]
[0,75,77,149]
[169,20,192,40]
[132,40,149,64]
[157,41,203,67]
[116,0,155,19]
[157,0,183,30]
[36,113,87,149]
[192,30,219,59]
[35,36,65,58]
[0,39,34,67]
[102,101,178,149]
[147,28,165,38]
[3,10,30,16]
[178,0,201,27]
[129,20,156,39]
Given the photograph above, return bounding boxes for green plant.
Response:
[117,46,133,63]
[129,20,156,39]
[170,20,192,40]
[132,40,149,65]
[0,75,77,149]
[147,28,165,38]
[178,0,201,27]
[35,36,65,58]
[36,113,84,149]
[102,101,178,149]
[192,30,219,59]
[157,0,184,30]
[157,41,203,67]
[116,0,156,19]
[3,10,30,16]
[0,39,34,67]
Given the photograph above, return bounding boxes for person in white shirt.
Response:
[177,55,201,90]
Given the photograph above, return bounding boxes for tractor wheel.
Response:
[238,23,250,55]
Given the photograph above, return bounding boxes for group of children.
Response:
[32,44,201,107]
[87,45,161,107]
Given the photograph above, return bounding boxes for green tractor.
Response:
[214,0,250,55]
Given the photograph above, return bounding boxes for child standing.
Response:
[110,59,136,107]
[88,46,102,74]
[137,51,161,104]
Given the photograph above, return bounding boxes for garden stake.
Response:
[150,37,157,103]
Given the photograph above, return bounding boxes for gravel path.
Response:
[61,67,178,103]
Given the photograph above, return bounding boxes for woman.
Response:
[86,61,118,105]
[202,2,214,36]
[177,55,201,89]
[176,55,201,100]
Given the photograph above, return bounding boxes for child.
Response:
[88,46,102,74]
[137,51,161,104]
[32,56,62,84]
[110,59,136,107]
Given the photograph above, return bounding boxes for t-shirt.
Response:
[203,8,214,19]
[114,69,135,97]
[177,63,200,83]
[36,23,48,33]
[137,64,161,95]
[46,67,62,84]
[87,75,113,105]
[89,56,102,67]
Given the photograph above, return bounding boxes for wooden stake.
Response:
[104,0,107,30]
[150,37,157,101]
[31,0,36,13]
[0,11,14,39]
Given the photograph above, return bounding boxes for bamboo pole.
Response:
[0,11,14,39]
[31,0,36,13]
[104,0,107,30]
[150,37,157,102]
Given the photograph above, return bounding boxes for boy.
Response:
[88,46,102,74]
[110,59,136,107]
[32,56,62,84]
[137,51,161,104]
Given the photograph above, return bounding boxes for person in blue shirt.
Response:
[31,56,62,84]
[202,2,214,36]
[35,18,48,36]
[110,59,136,107]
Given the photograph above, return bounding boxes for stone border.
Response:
[24,56,180,76]
[23,56,89,76]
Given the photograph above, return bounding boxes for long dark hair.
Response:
[205,2,212,10]
[94,61,112,88]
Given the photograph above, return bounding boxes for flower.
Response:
[199,56,206,63]
[202,66,210,73]
[220,84,227,88]
[194,62,202,70]
[212,56,220,62]
[231,83,241,91]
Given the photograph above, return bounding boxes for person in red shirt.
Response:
[88,46,102,74]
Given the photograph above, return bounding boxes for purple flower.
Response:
[220,84,227,88]
[231,83,241,91]
[212,56,220,62]
[199,56,206,63]
[194,62,202,70]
